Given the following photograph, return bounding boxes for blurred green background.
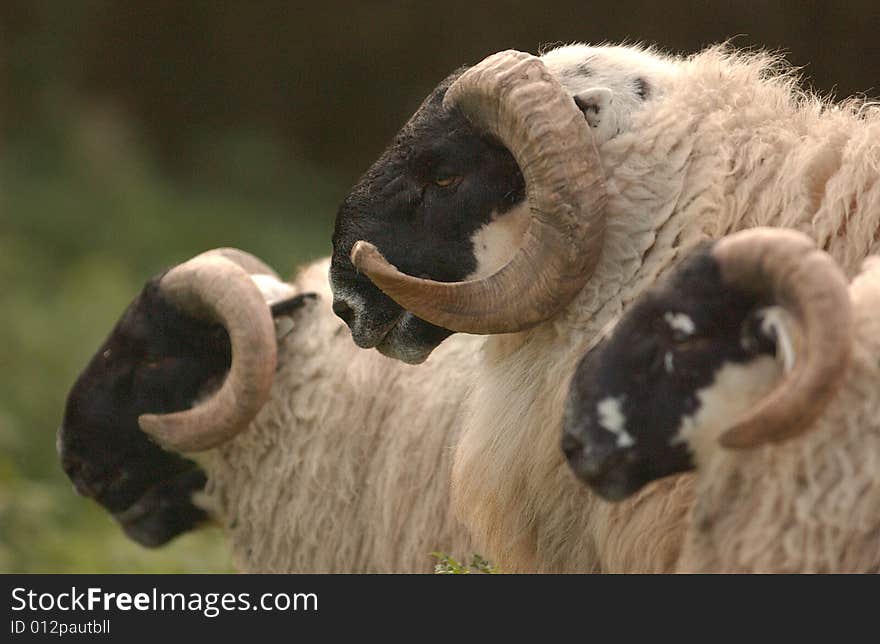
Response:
[1,2,877,573]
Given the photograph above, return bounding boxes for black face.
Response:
[330,68,526,363]
[562,245,777,501]
[58,275,231,547]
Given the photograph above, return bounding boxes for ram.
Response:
[59,249,477,572]
[328,44,880,572]
[563,228,880,573]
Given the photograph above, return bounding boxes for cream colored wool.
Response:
[192,45,879,573]
[196,260,477,572]
[452,44,880,572]
[678,259,880,573]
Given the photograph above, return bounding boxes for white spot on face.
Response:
[664,351,674,373]
[597,396,635,447]
[664,312,695,337]
[466,203,530,280]
[671,356,782,464]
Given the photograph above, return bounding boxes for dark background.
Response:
[1,1,877,572]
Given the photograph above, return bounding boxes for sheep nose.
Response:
[562,431,608,479]
[561,432,584,461]
[60,452,94,498]
[58,426,98,498]
[563,435,623,482]
[332,298,355,326]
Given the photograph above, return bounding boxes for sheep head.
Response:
[561,228,853,501]
[330,50,620,364]
[58,248,310,546]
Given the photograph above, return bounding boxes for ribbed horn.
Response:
[138,251,277,452]
[351,49,606,334]
[715,228,853,449]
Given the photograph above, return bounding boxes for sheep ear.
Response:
[247,274,315,341]
[741,306,798,373]
[573,87,618,143]
[270,293,319,342]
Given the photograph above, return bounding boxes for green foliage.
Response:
[0,106,343,572]
[431,552,499,574]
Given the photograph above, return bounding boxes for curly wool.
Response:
[197,260,478,572]
[452,44,880,572]
[678,259,880,573]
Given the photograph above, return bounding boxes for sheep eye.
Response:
[434,176,460,188]
[143,357,174,370]
[671,330,692,344]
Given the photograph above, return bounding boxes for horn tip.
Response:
[718,428,760,450]
[138,413,208,453]
[138,413,171,448]
[351,240,389,274]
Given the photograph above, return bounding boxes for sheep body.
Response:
[451,44,880,572]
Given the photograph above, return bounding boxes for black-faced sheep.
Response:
[563,228,880,573]
[328,44,880,572]
[60,249,477,572]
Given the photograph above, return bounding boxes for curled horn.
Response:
[138,250,277,452]
[209,247,281,279]
[715,228,853,449]
[351,49,606,334]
